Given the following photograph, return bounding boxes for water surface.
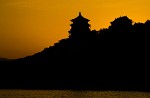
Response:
[0,90,150,98]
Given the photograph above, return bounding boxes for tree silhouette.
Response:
[0,14,150,91]
[109,16,132,30]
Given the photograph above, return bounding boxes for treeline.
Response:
[0,16,150,91]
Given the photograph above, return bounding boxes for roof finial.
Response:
[79,12,81,16]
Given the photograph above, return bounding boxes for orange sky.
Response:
[0,0,150,59]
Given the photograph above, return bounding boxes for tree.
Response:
[109,16,133,33]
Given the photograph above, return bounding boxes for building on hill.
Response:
[69,12,91,39]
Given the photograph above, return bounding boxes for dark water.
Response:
[0,90,150,98]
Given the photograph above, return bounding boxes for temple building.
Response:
[69,12,91,39]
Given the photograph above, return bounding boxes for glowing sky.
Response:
[0,0,150,59]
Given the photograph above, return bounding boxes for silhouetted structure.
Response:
[0,13,150,91]
[69,12,91,39]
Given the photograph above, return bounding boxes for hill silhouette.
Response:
[0,13,150,91]
[0,58,10,61]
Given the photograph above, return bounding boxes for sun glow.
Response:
[0,0,150,59]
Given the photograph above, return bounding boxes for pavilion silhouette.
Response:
[69,12,91,39]
[0,12,150,91]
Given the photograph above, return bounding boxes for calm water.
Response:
[0,90,150,98]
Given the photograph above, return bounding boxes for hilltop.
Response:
[0,57,10,61]
[0,13,150,91]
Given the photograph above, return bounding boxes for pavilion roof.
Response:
[70,12,90,22]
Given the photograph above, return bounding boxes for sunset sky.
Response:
[0,0,150,59]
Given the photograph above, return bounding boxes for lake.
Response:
[0,90,150,98]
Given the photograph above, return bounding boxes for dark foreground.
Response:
[0,48,150,92]
[1,16,150,92]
